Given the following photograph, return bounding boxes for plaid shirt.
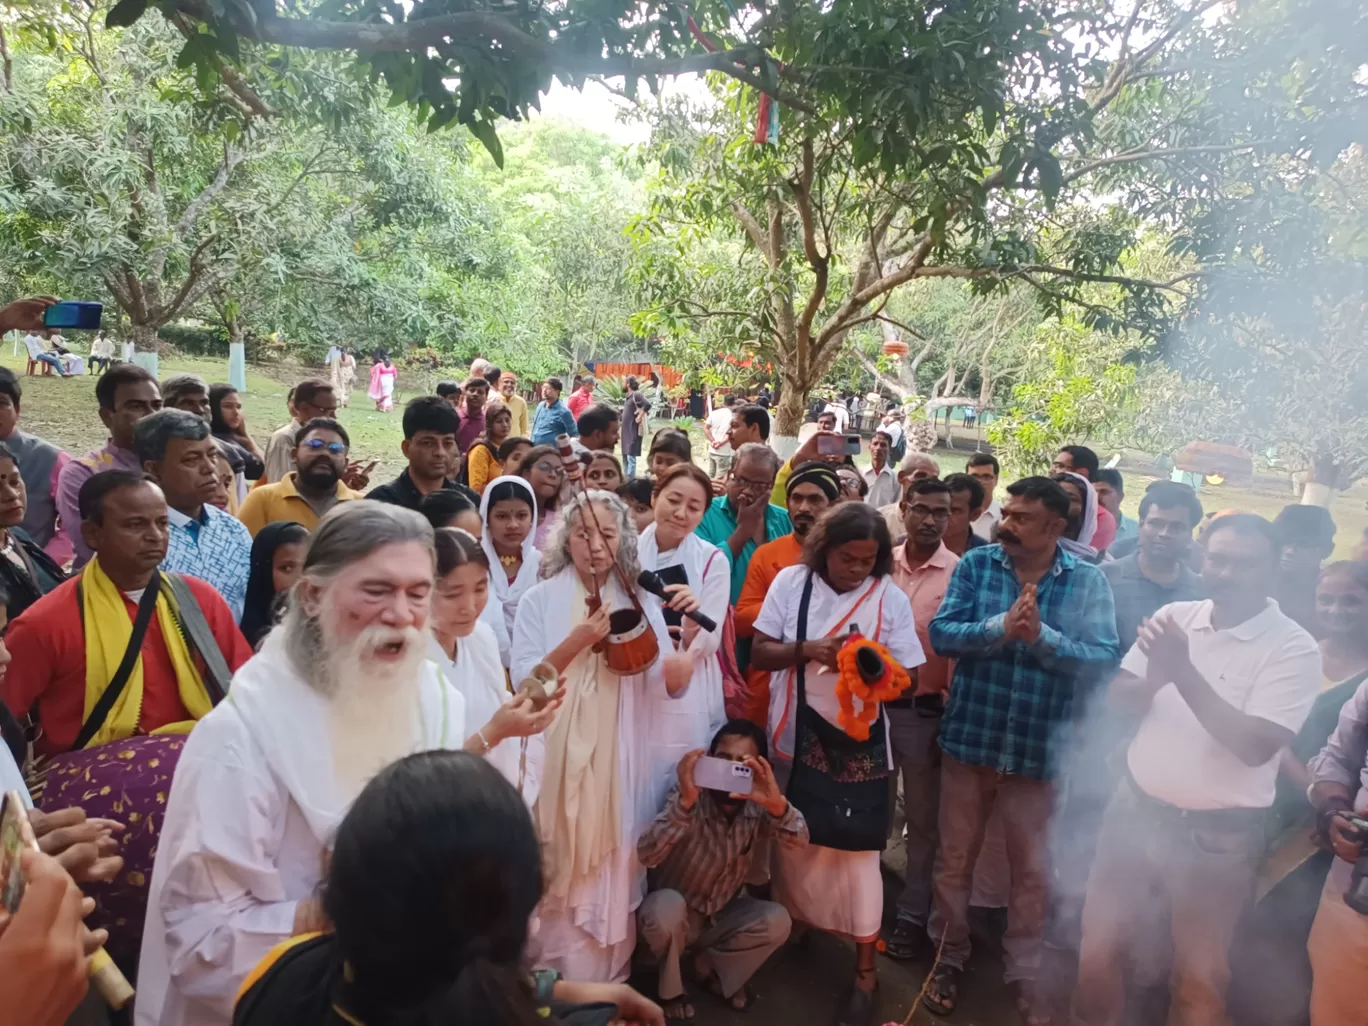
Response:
[162,504,252,621]
[638,786,808,917]
[930,543,1119,780]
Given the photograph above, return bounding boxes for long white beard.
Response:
[317,622,428,799]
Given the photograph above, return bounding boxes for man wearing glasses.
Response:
[237,419,364,535]
[694,443,791,603]
[883,477,960,962]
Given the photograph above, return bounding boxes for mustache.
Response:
[998,529,1021,546]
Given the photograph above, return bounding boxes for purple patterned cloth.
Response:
[38,734,186,972]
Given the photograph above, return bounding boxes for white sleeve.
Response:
[156,732,298,1015]
[879,584,926,671]
[686,550,731,660]
[1245,634,1324,733]
[481,597,512,667]
[753,567,797,641]
[1119,639,1148,678]
[510,587,544,683]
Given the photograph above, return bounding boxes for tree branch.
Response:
[731,200,768,253]
[0,19,12,93]
[170,12,277,118]
[1064,142,1280,184]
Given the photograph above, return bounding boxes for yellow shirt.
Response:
[466,443,501,494]
[236,472,363,536]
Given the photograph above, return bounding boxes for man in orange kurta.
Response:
[733,462,841,724]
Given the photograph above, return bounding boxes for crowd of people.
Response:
[0,307,1365,1026]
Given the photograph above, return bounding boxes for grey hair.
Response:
[280,501,436,682]
[734,442,782,476]
[539,490,641,582]
[132,408,210,464]
[161,373,209,409]
[900,451,941,474]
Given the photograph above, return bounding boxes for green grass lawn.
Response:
[6,347,1365,560]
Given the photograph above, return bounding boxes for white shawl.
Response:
[1058,470,1099,559]
[480,475,542,645]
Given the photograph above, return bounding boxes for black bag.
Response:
[784,570,893,851]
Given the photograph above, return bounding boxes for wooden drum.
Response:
[604,608,660,676]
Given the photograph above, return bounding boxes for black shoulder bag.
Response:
[784,570,893,851]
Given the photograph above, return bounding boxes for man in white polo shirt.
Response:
[1071,513,1322,1026]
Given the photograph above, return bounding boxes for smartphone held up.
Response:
[692,755,754,796]
[817,433,862,457]
[42,302,103,331]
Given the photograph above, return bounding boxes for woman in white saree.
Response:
[636,462,732,814]
[480,475,541,662]
[513,491,694,983]
[427,527,559,805]
[751,502,924,1026]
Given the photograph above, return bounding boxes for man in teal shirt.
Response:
[695,442,791,602]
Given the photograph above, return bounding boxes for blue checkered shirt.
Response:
[161,504,252,620]
[930,543,1119,780]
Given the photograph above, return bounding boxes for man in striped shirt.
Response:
[637,720,808,1017]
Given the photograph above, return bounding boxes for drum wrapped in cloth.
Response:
[37,734,187,974]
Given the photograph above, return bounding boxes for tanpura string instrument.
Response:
[555,434,659,676]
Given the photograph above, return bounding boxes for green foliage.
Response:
[986,321,1137,476]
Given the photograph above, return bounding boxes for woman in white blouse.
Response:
[636,462,732,814]
[427,528,559,805]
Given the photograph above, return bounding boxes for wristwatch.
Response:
[532,967,561,1006]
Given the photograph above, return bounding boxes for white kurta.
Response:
[512,570,677,982]
[428,622,543,805]
[135,635,466,1026]
[480,475,541,663]
[753,565,925,941]
[637,525,731,814]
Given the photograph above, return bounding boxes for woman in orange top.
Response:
[464,403,513,493]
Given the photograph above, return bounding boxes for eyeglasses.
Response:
[532,460,565,478]
[301,438,347,455]
[731,473,773,492]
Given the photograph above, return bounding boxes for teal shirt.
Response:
[695,496,792,603]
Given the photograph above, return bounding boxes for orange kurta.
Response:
[733,532,804,725]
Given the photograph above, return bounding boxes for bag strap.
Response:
[794,569,816,717]
[71,573,162,751]
[165,573,231,704]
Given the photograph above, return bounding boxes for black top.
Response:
[367,469,478,511]
[214,435,264,481]
[620,390,651,457]
[0,526,65,624]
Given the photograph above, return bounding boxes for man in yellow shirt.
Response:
[497,372,530,439]
[237,419,363,535]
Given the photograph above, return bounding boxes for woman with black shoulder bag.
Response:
[751,502,924,1026]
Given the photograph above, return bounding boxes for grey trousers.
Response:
[887,707,942,926]
[1072,778,1265,1026]
[637,889,791,1000]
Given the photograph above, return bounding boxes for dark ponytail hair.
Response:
[324,751,544,1026]
[434,526,489,577]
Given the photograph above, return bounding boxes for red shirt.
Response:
[2,575,253,756]
[566,388,595,419]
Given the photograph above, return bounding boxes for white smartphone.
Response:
[693,755,754,795]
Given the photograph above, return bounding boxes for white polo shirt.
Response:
[1123,598,1321,810]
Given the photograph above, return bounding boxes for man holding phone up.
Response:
[637,720,809,1018]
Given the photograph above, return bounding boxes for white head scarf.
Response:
[479,475,541,632]
[1057,470,1098,556]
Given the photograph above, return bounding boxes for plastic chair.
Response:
[26,357,52,377]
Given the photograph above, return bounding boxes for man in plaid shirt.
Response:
[923,476,1119,1022]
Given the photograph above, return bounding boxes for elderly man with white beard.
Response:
[135,501,478,1026]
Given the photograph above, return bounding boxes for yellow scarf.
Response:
[80,557,213,749]
[535,575,623,911]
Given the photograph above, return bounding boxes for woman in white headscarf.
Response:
[480,476,541,663]
[1052,471,1100,561]
[636,462,731,814]
[513,491,693,983]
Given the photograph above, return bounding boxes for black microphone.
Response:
[637,570,718,633]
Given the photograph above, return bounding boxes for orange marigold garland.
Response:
[833,633,912,740]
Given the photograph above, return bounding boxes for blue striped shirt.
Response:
[162,504,252,620]
[530,400,578,445]
[930,543,1119,780]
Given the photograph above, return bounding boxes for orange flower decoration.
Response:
[834,633,912,740]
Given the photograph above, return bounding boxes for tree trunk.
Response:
[128,322,160,352]
[773,369,806,455]
[1302,452,1340,508]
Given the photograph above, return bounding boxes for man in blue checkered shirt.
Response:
[134,409,252,620]
[922,475,1119,1020]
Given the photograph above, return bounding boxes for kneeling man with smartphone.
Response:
[636,719,810,1016]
